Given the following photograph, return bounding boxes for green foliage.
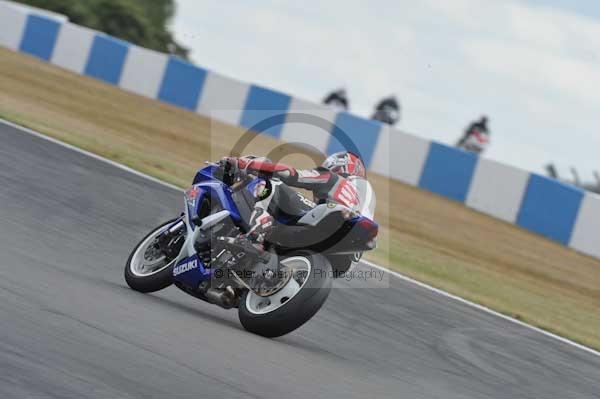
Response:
[15,0,188,58]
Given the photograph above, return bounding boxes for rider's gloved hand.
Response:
[219,157,239,175]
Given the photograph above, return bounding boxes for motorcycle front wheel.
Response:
[238,251,333,338]
[124,219,179,293]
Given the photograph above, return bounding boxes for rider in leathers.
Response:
[222,152,366,269]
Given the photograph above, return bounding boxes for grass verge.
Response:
[1,47,599,350]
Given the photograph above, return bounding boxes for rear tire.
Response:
[238,251,332,338]
[328,254,352,276]
[124,219,178,293]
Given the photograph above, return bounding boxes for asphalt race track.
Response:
[1,121,599,399]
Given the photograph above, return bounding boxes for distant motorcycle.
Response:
[372,108,400,125]
[124,160,378,337]
[457,129,489,154]
[371,96,400,126]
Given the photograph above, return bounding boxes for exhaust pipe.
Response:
[205,286,237,309]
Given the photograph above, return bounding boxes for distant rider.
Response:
[323,89,349,111]
[371,96,400,125]
[457,116,490,153]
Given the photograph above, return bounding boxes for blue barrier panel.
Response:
[84,35,129,84]
[158,57,207,110]
[239,85,291,139]
[19,14,61,61]
[418,143,477,203]
[517,174,583,245]
[327,112,381,168]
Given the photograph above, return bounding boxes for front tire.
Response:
[124,219,179,293]
[238,252,333,338]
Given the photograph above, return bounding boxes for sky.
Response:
[172,0,600,180]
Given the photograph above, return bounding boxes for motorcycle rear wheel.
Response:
[238,251,332,337]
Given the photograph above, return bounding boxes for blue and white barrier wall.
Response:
[1,2,599,259]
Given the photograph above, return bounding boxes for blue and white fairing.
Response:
[184,182,241,225]
[171,165,379,284]
[171,165,244,287]
[172,254,206,287]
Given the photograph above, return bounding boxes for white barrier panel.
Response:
[369,125,391,177]
[280,98,337,157]
[119,45,168,99]
[371,128,430,186]
[466,158,529,223]
[51,23,95,74]
[0,1,27,50]
[569,193,600,258]
[196,72,250,126]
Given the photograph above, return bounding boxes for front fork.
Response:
[155,204,233,268]
[154,217,185,259]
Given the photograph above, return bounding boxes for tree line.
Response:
[16,0,189,58]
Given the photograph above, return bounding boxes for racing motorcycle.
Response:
[372,107,400,126]
[457,129,490,154]
[124,161,378,337]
